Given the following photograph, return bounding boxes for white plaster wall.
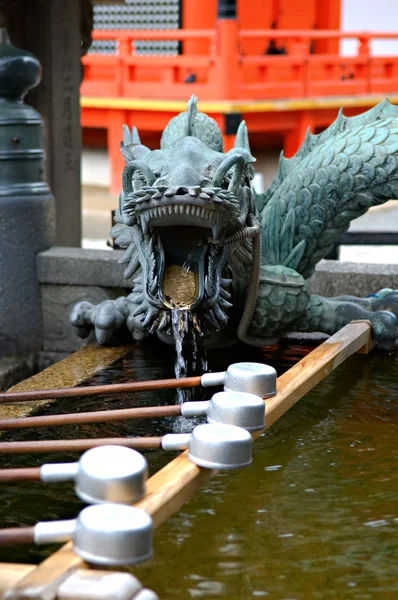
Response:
[342,0,398,56]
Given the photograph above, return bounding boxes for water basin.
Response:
[0,340,397,599]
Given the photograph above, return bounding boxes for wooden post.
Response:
[108,110,128,198]
[24,0,82,247]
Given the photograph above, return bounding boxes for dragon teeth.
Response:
[139,203,216,226]
[206,309,220,331]
[133,306,146,317]
[150,275,158,294]
[158,311,169,331]
[142,307,158,328]
[214,305,228,325]
[140,215,149,234]
[137,195,151,203]
[221,277,232,287]
[220,287,231,300]
[212,220,221,239]
[219,297,233,309]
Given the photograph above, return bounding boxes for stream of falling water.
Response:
[169,245,208,403]
[171,308,207,404]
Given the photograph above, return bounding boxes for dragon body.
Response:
[71,97,398,348]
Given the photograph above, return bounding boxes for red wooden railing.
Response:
[81,26,398,101]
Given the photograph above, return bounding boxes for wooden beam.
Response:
[264,320,371,429]
[24,0,82,247]
[0,564,35,598]
[0,564,142,600]
[6,544,84,600]
[5,322,372,599]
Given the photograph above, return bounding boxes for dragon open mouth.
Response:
[133,191,227,316]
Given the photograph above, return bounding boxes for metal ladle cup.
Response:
[161,423,253,470]
[201,362,277,397]
[34,503,153,566]
[180,390,265,432]
[40,445,148,504]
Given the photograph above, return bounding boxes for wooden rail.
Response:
[4,321,373,599]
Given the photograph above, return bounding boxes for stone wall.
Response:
[310,260,398,298]
[36,247,126,366]
[36,247,398,365]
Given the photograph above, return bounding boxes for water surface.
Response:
[0,341,397,599]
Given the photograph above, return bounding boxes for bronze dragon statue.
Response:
[71,96,398,349]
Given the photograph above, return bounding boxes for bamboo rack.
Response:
[1,321,374,599]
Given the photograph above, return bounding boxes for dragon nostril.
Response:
[176,186,188,195]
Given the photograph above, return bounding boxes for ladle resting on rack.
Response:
[0,362,276,404]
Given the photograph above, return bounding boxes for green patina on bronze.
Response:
[71,97,398,348]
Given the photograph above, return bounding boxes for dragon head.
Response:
[112,96,257,345]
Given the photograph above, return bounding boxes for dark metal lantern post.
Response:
[0,30,54,357]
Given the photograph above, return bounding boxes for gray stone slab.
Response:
[37,247,126,287]
[41,284,125,353]
[311,260,398,298]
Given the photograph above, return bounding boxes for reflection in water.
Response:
[0,341,397,599]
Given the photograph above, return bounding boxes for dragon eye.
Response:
[220,173,232,190]
[133,177,144,192]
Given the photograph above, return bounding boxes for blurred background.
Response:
[80,0,398,262]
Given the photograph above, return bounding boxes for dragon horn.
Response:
[131,126,141,144]
[234,121,251,152]
[120,125,150,163]
[122,124,132,146]
[186,95,198,136]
